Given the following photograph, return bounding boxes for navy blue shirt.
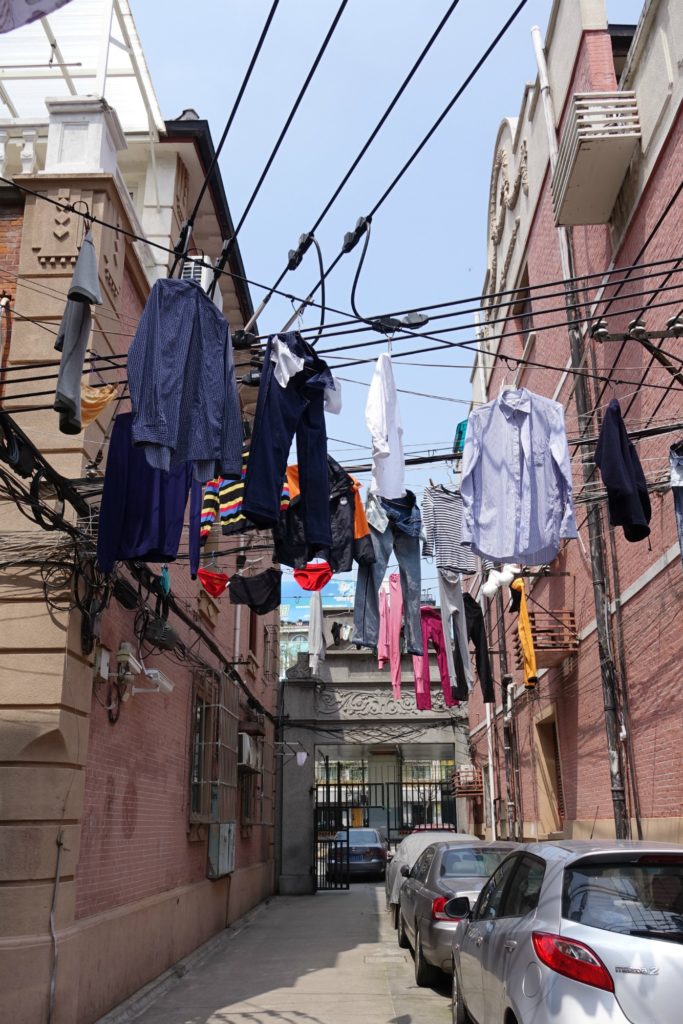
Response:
[595,399,651,542]
[97,413,199,574]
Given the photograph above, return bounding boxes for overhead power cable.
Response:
[238,0,465,326]
[276,0,529,334]
[213,0,350,272]
[169,0,281,274]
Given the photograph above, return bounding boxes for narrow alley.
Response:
[111,884,452,1024]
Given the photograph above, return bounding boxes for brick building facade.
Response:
[465,0,683,842]
[0,6,277,1023]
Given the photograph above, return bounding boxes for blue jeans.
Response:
[353,522,423,655]
[243,332,331,546]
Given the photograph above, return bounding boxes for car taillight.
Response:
[432,896,450,920]
[532,932,614,993]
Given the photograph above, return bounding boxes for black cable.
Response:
[230,0,349,247]
[169,0,281,275]
[238,0,465,324]
[288,0,530,331]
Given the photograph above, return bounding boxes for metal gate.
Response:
[314,797,349,890]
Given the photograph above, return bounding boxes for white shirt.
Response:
[365,352,405,499]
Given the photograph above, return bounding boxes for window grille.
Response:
[189,670,239,823]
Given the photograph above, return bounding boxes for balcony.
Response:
[514,609,579,670]
[452,764,484,798]
[552,92,640,226]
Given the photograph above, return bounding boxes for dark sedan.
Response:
[398,841,518,985]
[326,827,389,881]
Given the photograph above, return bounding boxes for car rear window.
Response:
[335,829,378,844]
[563,857,683,941]
[440,849,509,878]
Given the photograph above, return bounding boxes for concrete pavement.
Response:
[114,882,452,1024]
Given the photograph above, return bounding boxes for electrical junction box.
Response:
[207,822,236,879]
[95,647,110,681]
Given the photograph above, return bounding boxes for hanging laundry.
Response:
[365,351,405,499]
[510,578,538,689]
[127,278,242,484]
[413,606,459,711]
[353,490,422,655]
[324,376,343,415]
[80,382,120,427]
[273,457,374,571]
[670,441,683,564]
[377,575,404,700]
[594,399,651,542]
[228,568,282,615]
[461,387,577,564]
[197,567,230,599]
[437,568,473,696]
[54,229,103,435]
[293,561,333,591]
[243,331,333,536]
[481,563,520,598]
[422,484,477,574]
[199,447,291,543]
[0,0,72,32]
[96,413,199,576]
[451,593,495,703]
[308,590,325,674]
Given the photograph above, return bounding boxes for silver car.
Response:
[451,840,683,1024]
[398,841,518,986]
[386,830,478,928]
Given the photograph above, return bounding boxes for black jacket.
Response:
[273,456,375,571]
[595,399,651,542]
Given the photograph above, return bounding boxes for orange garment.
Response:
[510,578,538,689]
[80,382,120,425]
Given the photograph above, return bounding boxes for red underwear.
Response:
[198,567,230,598]
[293,561,333,592]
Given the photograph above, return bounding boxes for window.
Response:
[440,848,511,880]
[248,609,259,659]
[189,671,239,824]
[503,855,546,917]
[474,855,519,921]
[239,769,262,825]
[414,846,437,883]
[562,857,683,938]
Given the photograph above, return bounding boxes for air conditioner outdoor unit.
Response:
[181,256,223,312]
[238,732,261,771]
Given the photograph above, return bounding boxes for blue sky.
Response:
[135,0,645,596]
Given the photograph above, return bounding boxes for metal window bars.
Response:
[189,670,239,824]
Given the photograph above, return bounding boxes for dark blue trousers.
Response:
[243,332,331,546]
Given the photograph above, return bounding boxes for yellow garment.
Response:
[80,383,120,426]
[511,578,538,689]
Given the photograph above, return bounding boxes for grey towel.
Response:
[54,230,103,434]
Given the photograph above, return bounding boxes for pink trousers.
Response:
[413,605,458,711]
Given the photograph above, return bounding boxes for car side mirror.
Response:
[444,896,471,919]
[400,864,411,877]
[386,852,394,862]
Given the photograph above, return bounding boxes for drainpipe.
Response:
[531,26,629,839]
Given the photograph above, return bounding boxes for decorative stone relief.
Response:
[99,201,123,304]
[485,139,528,316]
[29,187,93,269]
[314,686,459,720]
[174,158,190,225]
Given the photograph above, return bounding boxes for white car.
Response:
[385,829,479,928]
[451,840,683,1024]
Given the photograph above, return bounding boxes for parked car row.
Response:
[387,832,683,1023]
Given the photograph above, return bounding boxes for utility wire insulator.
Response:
[590,318,609,342]
[628,318,648,340]
[666,314,683,337]
[342,215,371,254]
[233,329,258,350]
[287,232,315,271]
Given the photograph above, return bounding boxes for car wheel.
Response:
[452,963,468,1024]
[414,928,439,988]
[397,910,409,949]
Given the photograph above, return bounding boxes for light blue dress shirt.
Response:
[460,388,577,564]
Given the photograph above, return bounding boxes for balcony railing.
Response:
[514,609,579,670]
[552,92,640,225]
[452,764,484,798]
